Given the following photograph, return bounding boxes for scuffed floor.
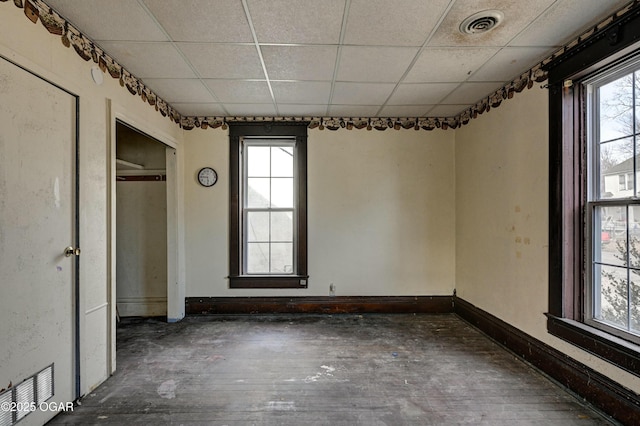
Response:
[48,314,617,425]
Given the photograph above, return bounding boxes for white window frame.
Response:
[585,56,640,344]
[241,138,297,275]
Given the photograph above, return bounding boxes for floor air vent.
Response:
[0,364,54,426]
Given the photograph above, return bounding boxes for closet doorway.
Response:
[115,121,172,318]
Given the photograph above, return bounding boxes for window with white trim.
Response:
[586,58,640,342]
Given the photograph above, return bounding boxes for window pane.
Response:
[271,178,293,208]
[632,277,640,333]
[636,139,640,198]
[596,264,629,329]
[600,138,634,199]
[271,211,293,242]
[246,242,269,273]
[599,74,634,143]
[631,206,640,268]
[597,206,627,267]
[247,211,269,242]
[272,146,293,177]
[247,178,270,207]
[247,146,270,177]
[271,242,293,274]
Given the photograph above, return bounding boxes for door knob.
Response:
[64,246,81,257]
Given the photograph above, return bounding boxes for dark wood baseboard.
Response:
[454,297,640,425]
[185,296,453,315]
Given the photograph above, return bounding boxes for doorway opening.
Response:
[115,121,171,318]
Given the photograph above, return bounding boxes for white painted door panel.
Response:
[0,57,76,425]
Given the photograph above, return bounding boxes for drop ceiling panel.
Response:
[427,104,469,117]
[440,82,506,104]
[405,48,499,83]
[262,45,338,81]
[428,0,555,47]
[271,81,332,104]
[328,105,381,117]
[343,0,451,46]
[387,83,460,105]
[98,41,196,78]
[337,46,420,83]
[142,78,216,103]
[142,0,253,43]
[224,104,277,116]
[204,80,272,104]
[178,43,264,79]
[247,0,346,44]
[277,105,328,116]
[510,0,631,47]
[378,105,433,117]
[331,82,396,105]
[469,47,551,82]
[46,0,168,41]
[171,103,227,116]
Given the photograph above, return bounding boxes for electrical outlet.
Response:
[329,283,335,297]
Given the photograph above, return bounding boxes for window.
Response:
[229,123,308,288]
[586,60,640,342]
[546,4,640,375]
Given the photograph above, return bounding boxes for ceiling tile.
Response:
[46,0,168,41]
[440,82,504,105]
[378,105,433,117]
[247,0,346,44]
[510,0,631,47]
[387,83,459,105]
[331,83,396,105]
[262,45,338,81]
[428,0,555,47]
[204,80,272,104]
[170,103,227,116]
[344,0,451,46]
[271,82,332,104]
[277,105,328,116]
[405,48,499,83]
[224,104,277,116]
[469,47,551,82]
[98,41,196,78]
[142,0,253,43]
[328,105,380,117]
[142,78,216,103]
[178,43,264,79]
[426,104,468,117]
[337,46,419,82]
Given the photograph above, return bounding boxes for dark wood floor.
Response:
[48,314,617,425]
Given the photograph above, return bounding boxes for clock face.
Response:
[198,167,217,187]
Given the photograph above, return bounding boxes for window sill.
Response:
[546,314,640,378]
[229,275,309,289]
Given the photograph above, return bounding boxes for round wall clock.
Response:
[197,167,217,187]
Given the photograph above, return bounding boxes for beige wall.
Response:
[184,127,456,296]
[0,4,183,396]
[455,87,640,393]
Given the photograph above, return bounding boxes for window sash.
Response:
[241,139,297,275]
[585,58,640,343]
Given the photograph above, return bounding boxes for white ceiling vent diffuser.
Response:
[460,10,504,34]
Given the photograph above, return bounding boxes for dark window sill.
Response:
[546,314,640,378]
[229,275,309,289]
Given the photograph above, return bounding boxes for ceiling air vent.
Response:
[460,10,504,34]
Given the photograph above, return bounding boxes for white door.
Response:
[0,57,77,425]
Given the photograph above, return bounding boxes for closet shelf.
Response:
[116,158,144,170]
